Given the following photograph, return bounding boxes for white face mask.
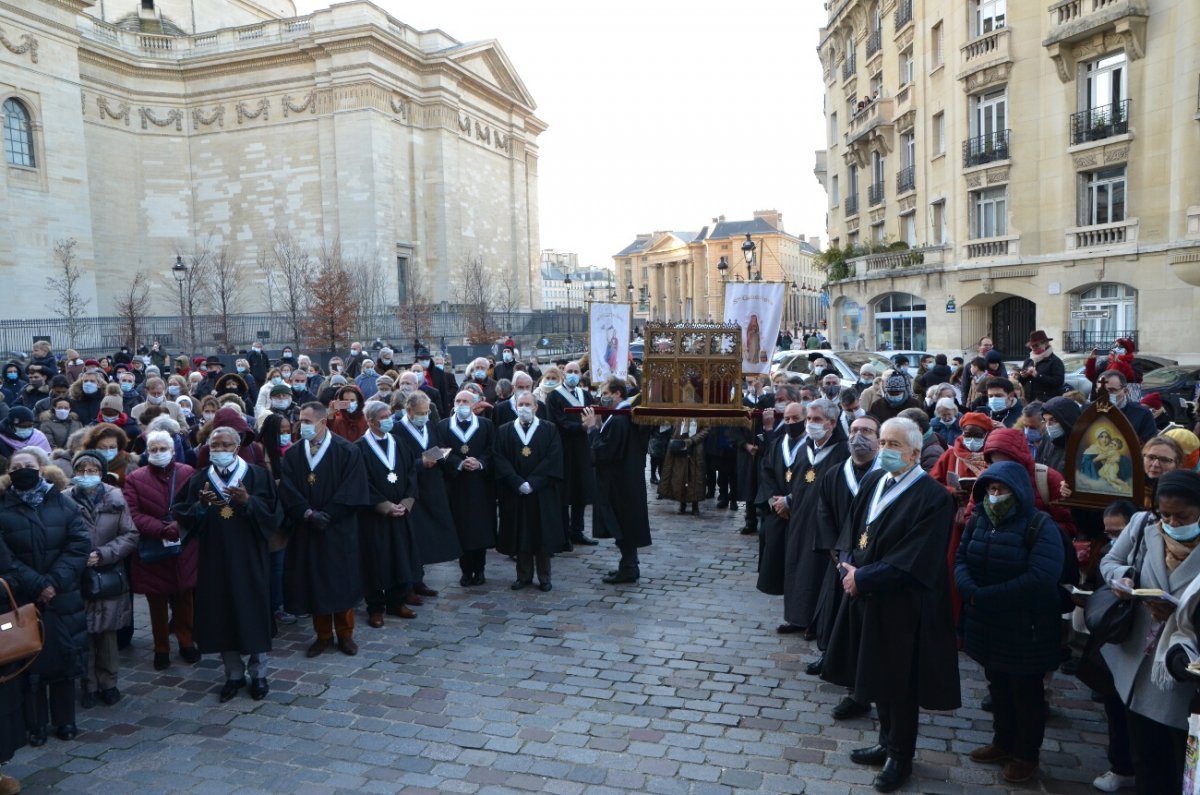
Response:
[148,450,174,468]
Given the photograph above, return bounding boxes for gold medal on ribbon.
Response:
[522,446,532,457]
[307,473,316,485]
[858,531,869,550]
[461,444,470,455]
[806,469,817,484]
[220,505,234,520]
[386,472,398,484]
[785,470,793,483]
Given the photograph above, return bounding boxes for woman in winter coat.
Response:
[0,449,89,746]
[67,372,105,426]
[39,396,84,451]
[66,450,137,707]
[657,420,709,515]
[956,461,1064,784]
[328,384,368,440]
[122,430,198,671]
[0,536,27,794]
[82,424,136,488]
[0,407,52,461]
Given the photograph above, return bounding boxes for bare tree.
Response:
[497,277,520,339]
[207,243,243,353]
[457,255,496,344]
[268,232,314,349]
[398,263,434,352]
[114,271,152,352]
[302,239,360,352]
[345,256,390,339]
[46,237,90,348]
[171,236,215,355]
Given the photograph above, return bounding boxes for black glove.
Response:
[1167,644,1193,683]
[309,511,332,529]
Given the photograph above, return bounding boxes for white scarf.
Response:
[866,464,925,526]
[807,438,836,468]
[207,456,247,499]
[1030,344,1054,365]
[363,431,396,472]
[448,413,480,445]
[401,417,429,449]
[782,435,801,469]
[514,416,540,447]
[305,431,332,472]
[843,455,881,497]
[554,384,584,407]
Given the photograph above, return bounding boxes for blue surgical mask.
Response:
[877,448,906,473]
[168,385,181,396]
[292,383,305,392]
[1113,347,1127,356]
[120,382,134,392]
[210,451,236,469]
[987,493,1010,506]
[516,406,534,423]
[565,373,580,388]
[884,393,907,406]
[378,418,394,433]
[4,372,15,381]
[272,377,284,386]
[1162,520,1200,542]
[73,474,101,490]
[988,396,1007,412]
[347,402,358,414]
[474,369,487,381]
[963,436,985,452]
[97,448,118,462]
[82,382,98,395]
[299,424,317,440]
[236,366,246,373]
[409,414,428,428]
[454,405,472,421]
[12,427,32,440]
[543,380,560,390]
[1046,422,1064,440]
[1025,427,1042,444]
[278,434,292,446]
[502,352,513,363]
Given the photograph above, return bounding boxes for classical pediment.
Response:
[445,41,536,109]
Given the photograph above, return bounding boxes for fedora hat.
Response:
[1026,330,1052,348]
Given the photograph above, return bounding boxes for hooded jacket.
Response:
[1085,337,1141,385]
[0,360,26,405]
[1035,397,1081,473]
[955,461,1065,674]
[977,427,1076,537]
[194,405,264,469]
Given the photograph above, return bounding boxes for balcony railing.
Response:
[868,182,885,206]
[866,28,882,57]
[1045,0,1149,48]
[845,194,860,217]
[894,0,913,30]
[842,57,856,81]
[1070,99,1131,145]
[966,236,1014,258]
[1066,218,1139,250]
[846,97,894,146]
[1063,330,1137,354]
[896,166,915,193]
[962,27,1010,66]
[962,129,1011,167]
[845,245,948,279]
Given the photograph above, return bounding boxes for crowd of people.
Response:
[0,329,1195,794]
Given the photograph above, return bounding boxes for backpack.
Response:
[963,509,1079,612]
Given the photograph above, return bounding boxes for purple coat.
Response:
[123,462,197,595]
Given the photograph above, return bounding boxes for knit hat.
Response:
[7,407,33,426]
[269,384,292,397]
[72,449,108,476]
[329,375,348,387]
[960,412,994,432]
[99,395,124,415]
[1165,428,1200,472]
[984,350,1003,365]
[84,359,100,367]
[1154,470,1200,503]
[1140,393,1163,411]
[883,371,911,396]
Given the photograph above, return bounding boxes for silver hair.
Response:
[807,397,840,422]
[209,426,241,446]
[146,416,181,436]
[405,391,430,411]
[145,430,175,450]
[935,397,958,414]
[775,384,801,403]
[14,446,50,467]
[880,417,923,451]
[364,400,391,421]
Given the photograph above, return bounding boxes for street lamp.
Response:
[563,273,573,334]
[716,255,729,280]
[171,254,187,353]
[741,233,758,280]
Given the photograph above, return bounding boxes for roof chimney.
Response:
[753,209,783,231]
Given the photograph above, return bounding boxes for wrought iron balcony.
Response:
[1063,330,1137,354]
[894,0,913,30]
[868,182,885,206]
[896,166,915,194]
[962,129,1011,168]
[1070,99,1131,145]
[844,194,860,217]
[842,56,856,81]
[866,28,882,57]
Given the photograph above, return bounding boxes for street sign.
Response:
[1070,309,1110,319]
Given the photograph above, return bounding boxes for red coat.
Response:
[974,428,1077,537]
[123,461,197,595]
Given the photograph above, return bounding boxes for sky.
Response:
[294,0,831,270]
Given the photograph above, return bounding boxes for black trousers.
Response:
[459,549,487,577]
[365,587,407,614]
[617,540,640,570]
[1102,690,1134,776]
[984,668,1046,761]
[24,676,74,730]
[649,455,663,482]
[876,687,919,761]
[562,505,586,536]
[516,553,550,584]
[1126,710,1187,795]
[713,451,737,502]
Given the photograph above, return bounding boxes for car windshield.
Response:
[1059,355,1089,372]
[839,351,893,373]
[1143,366,1192,387]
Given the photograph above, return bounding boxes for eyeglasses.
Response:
[1143,454,1176,465]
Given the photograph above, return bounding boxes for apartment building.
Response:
[813,0,1200,358]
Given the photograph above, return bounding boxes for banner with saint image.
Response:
[589,302,632,383]
[723,282,786,375]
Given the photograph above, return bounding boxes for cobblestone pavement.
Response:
[12,490,1111,794]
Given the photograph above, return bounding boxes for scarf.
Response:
[1030,344,1054,365]
[1162,528,1199,573]
[71,484,104,527]
[14,479,51,510]
[1154,555,1200,690]
[952,440,987,476]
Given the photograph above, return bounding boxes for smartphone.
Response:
[958,477,977,493]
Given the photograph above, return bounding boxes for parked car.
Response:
[880,350,934,379]
[1138,365,1199,422]
[629,341,644,365]
[1056,353,1177,396]
[772,350,894,389]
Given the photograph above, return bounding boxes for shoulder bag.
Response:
[81,564,129,600]
[0,576,43,683]
[1084,512,1150,646]
[138,468,183,564]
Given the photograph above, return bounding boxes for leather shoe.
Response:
[969,744,1012,765]
[219,679,246,703]
[404,593,424,606]
[54,724,77,742]
[570,534,599,546]
[81,690,96,709]
[538,582,552,592]
[471,572,486,586]
[250,678,270,701]
[739,525,756,535]
[413,584,438,597]
[602,568,639,584]
[179,646,201,664]
[27,728,46,747]
[832,695,871,720]
[849,744,887,766]
[153,652,170,670]
[776,623,803,634]
[805,657,823,676]
[459,574,473,587]
[872,758,912,792]
[337,637,358,656]
[306,638,332,657]
[367,612,384,629]
[511,579,531,590]
[1002,758,1038,783]
[99,687,121,706]
[386,604,416,619]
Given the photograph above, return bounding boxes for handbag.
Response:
[80,564,129,600]
[668,439,689,456]
[1083,513,1150,646]
[139,468,183,564]
[0,576,44,684]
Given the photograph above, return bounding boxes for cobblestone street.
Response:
[11,490,1111,794]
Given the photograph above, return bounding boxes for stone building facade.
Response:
[813,0,1200,359]
[0,0,545,321]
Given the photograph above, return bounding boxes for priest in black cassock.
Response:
[582,378,650,584]
[393,391,462,603]
[438,390,496,587]
[279,401,372,658]
[356,400,420,628]
[494,392,566,591]
[732,377,769,536]
[821,416,959,793]
[808,413,880,721]
[492,371,547,427]
[755,399,805,599]
[173,425,282,702]
[781,398,849,635]
[546,361,597,547]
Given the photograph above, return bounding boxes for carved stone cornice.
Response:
[96,96,130,126]
[1071,140,1130,170]
[1045,18,1146,83]
[282,91,316,117]
[0,23,37,64]
[236,98,269,124]
[139,107,182,131]
[192,105,224,129]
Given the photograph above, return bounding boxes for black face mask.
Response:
[10,467,40,491]
[785,423,805,439]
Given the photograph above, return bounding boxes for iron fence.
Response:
[1070,99,1130,145]
[1062,330,1137,354]
[962,129,1011,168]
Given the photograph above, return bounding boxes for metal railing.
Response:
[962,129,1011,167]
[896,166,915,193]
[842,55,856,80]
[895,0,913,29]
[867,28,882,57]
[1070,99,1131,145]
[1062,330,1137,354]
[868,182,885,206]
[844,194,860,216]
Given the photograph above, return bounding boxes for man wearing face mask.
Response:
[396,372,442,424]
[409,363,445,418]
[493,371,546,427]
[131,377,184,424]
[837,387,866,440]
[546,361,598,548]
[494,391,566,592]
[438,390,497,587]
[492,345,518,384]
[246,341,270,387]
[465,357,499,403]
[808,414,881,719]
[856,365,878,398]
[732,377,771,536]
[415,350,456,416]
[342,342,365,378]
[1017,331,1065,404]
[868,371,921,423]
[288,369,317,406]
[823,417,960,793]
[780,398,851,637]
[982,378,1023,428]
[756,400,808,598]
[1098,370,1157,443]
[279,402,372,657]
[17,365,48,411]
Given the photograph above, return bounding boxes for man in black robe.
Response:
[494,392,566,591]
[438,390,496,587]
[492,371,546,427]
[546,361,598,547]
[781,398,849,635]
[279,401,372,657]
[808,413,880,720]
[174,425,282,701]
[356,400,420,627]
[755,399,806,599]
[393,391,462,605]
[582,378,650,584]
[821,416,960,793]
[733,377,769,535]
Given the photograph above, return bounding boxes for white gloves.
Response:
[519,482,532,495]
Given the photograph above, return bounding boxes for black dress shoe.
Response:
[219,679,246,703]
[27,727,46,747]
[602,568,639,584]
[849,744,887,766]
[571,534,599,546]
[55,724,77,741]
[99,687,121,706]
[832,695,871,720]
[511,580,531,590]
[460,574,473,587]
[805,657,824,676]
[413,584,438,597]
[538,582,552,592]
[873,757,912,792]
[250,678,269,701]
[776,623,803,634]
[472,572,486,586]
[179,646,201,664]
[739,525,756,535]
[153,652,170,670]
[81,691,96,709]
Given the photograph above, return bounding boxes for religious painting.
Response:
[588,302,633,382]
[722,281,787,375]
[1061,394,1146,510]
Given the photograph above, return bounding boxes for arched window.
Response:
[3,99,35,168]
